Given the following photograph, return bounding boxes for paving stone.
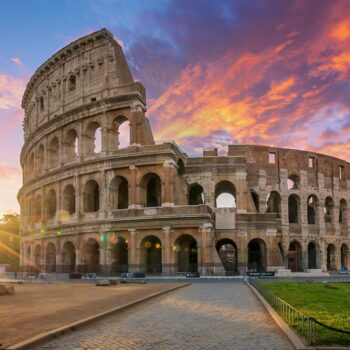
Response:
[33,282,293,350]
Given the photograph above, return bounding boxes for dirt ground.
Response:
[0,281,182,347]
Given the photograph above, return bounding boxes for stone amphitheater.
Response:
[18,29,349,276]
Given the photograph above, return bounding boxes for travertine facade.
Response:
[18,29,350,275]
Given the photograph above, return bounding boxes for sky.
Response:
[1,0,350,216]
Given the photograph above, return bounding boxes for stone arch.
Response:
[324,196,334,223]
[110,236,128,273]
[34,244,41,271]
[63,185,76,215]
[36,144,45,173]
[109,176,129,209]
[307,195,318,224]
[113,115,130,149]
[174,234,198,273]
[339,199,347,223]
[288,194,300,224]
[140,173,162,207]
[326,243,336,271]
[288,240,302,272]
[82,238,100,273]
[140,235,162,274]
[83,180,100,212]
[266,191,281,217]
[215,180,236,208]
[308,241,318,269]
[287,174,300,190]
[64,129,78,161]
[248,238,267,272]
[46,242,56,272]
[86,121,102,154]
[251,191,259,212]
[188,183,204,205]
[34,194,42,223]
[341,243,348,271]
[177,159,185,176]
[48,136,59,165]
[62,241,76,273]
[46,189,57,220]
[216,238,237,274]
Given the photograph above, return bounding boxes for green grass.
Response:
[259,281,350,345]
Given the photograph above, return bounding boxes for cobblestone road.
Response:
[36,282,293,350]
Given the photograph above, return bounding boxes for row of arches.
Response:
[266,192,348,224]
[25,116,131,177]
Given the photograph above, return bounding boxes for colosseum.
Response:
[18,29,350,276]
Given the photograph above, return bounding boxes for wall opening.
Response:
[308,242,317,269]
[248,238,266,272]
[62,241,76,273]
[339,199,347,223]
[288,241,302,272]
[113,116,130,149]
[324,196,334,223]
[251,191,259,212]
[174,235,198,273]
[109,176,129,209]
[307,195,318,224]
[63,185,76,215]
[341,244,348,271]
[46,189,57,220]
[216,238,237,274]
[82,238,100,273]
[266,191,281,217]
[141,173,161,207]
[110,236,128,273]
[288,194,300,224]
[86,122,102,154]
[48,137,59,165]
[188,184,204,205]
[141,235,162,274]
[36,144,45,173]
[46,243,56,273]
[65,129,78,160]
[84,180,99,212]
[215,181,236,208]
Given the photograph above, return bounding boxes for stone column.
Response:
[199,223,213,275]
[129,165,138,208]
[162,226,171,274]
[128,229,137,272]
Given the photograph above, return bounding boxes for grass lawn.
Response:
[259,281,350,345]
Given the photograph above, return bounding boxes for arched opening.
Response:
[34,245,41,272]
[287,174,300,190]
[341,244,348,271]
[36,144,44,173]
[174,235,198,273]
[308,242,317,269]
[62,241,76,273]
[177,159,185,176]
[141,173,161,207]
[65,129,78,161]
[307,195,318,224]
[327,244,336,271]
[339,199,347,224]
[288,194,300,224]
[34,194,42,223]
[113,116,130,149]
[110,236,128,273]
[324,197,334,223]
[215,181,236,208]
[216,239,237,274]
[82,238,100,273]
[188,184,204,205]
[46,243,56,273]
[48,137,59,165]
[251,191,259,212]
[248,239,266,272]
[46,189,57,220]
[84,180,99,212]
[63,185,76,215]
[141,235,162,274]
[28,153,35,177]
[109,176,129,209]
[288,241,302,272]
[86,122,102,154]
[266,191,281,217]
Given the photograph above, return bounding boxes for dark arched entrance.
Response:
[216,239,237,274]
[308,242,317,269]
[62,241,76,273]
[174,235,198,272]
[341,244,348,271]
[111,236,128,273]
[141,236,162,274]
[288,241,302,272]
[327,244,336,271]
[46,243,56,273]
[248,239,266,272]
[83,238,100,273]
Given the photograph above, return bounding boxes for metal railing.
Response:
[249,279,350,345]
